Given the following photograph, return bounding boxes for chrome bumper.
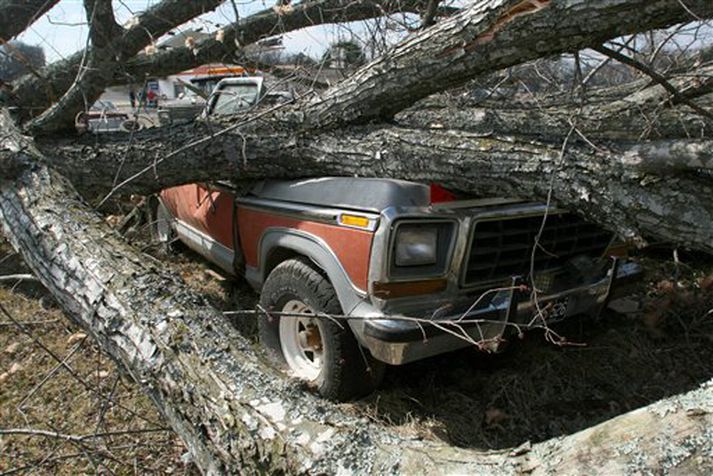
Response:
[360,260,642,365]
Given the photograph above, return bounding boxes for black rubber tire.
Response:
[259,257,384,401]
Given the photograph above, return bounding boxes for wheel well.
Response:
[263,247,332,284]
[263,247,301,280]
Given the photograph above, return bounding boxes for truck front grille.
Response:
[462,213,612,286]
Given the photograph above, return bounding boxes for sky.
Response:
[14,0,413,64]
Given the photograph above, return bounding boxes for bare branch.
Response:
[420,0,440,28]
[3,0,225,123]
[84,0,122,49]
[0,273,37,282]
[593,44,713,121]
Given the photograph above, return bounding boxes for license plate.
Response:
[544,297,570,322]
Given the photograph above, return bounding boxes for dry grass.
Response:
[0,240,208,475]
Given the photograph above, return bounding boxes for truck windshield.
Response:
[211,83,260,115]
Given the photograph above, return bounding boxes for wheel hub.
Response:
[279,299,324,381]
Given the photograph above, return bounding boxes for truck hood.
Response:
[249,178,431,213]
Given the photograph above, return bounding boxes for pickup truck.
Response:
[155,80,641,401]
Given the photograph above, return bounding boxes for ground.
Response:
[1,227,712,474]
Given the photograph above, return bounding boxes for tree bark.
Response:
[0,0,60,41]
[33,119,712,252]
[397,61,713,141]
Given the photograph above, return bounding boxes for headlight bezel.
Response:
[388,219,457,280]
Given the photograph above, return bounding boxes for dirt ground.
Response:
[1,232,712,474]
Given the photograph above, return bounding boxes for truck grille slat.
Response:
[463,213,613,286]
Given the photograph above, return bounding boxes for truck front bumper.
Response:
[360,260,642,365]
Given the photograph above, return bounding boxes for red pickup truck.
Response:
[155,79,641,401]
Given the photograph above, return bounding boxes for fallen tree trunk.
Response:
[31,118,713,252]
[2,111,712,476]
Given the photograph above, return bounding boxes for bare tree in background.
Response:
[1,0,713,473]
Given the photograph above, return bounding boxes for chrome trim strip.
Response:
[173,220,236,275]
[430,197,525,210]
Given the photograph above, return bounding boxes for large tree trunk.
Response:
[31,116,712,253]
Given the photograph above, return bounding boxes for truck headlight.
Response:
[389,220,456,278]
[395,227,438,266]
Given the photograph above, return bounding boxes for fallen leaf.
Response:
[655,280,675,295]
[8,362,22,374]
[105,215,121,227]
[67,332,87,346]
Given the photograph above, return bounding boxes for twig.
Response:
[17,340,86,410]
[593,44,713,121]
[0,319,59,327]
[0,427,169,441]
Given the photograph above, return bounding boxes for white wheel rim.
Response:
[279,299,323,381]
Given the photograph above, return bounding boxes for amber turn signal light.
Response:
[339,214,371,228]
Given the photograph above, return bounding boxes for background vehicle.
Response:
[154,86,641,401]
[158,76,294,125]
[77,100,140,133]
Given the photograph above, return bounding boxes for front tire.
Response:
[259,258,384,401]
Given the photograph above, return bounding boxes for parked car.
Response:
[78,100,140,133]
[154,87,641,401]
